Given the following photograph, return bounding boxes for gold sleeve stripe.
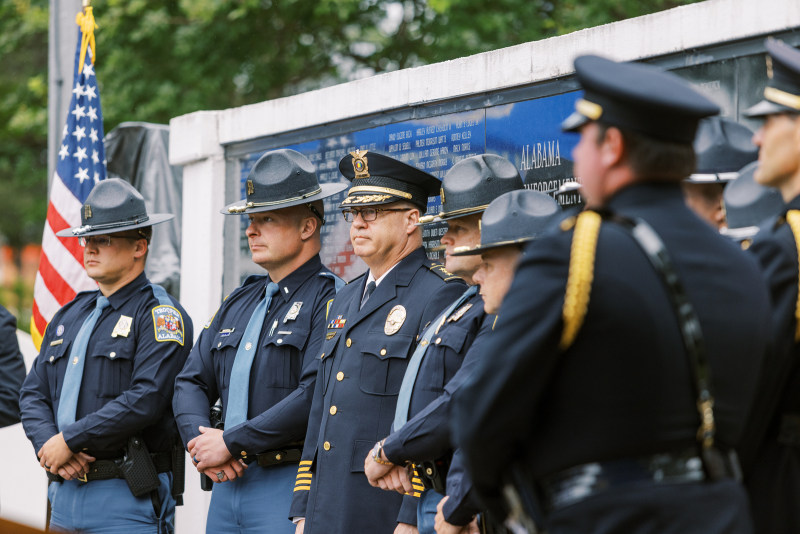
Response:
[296,473,312,480]
[298,466,311,472]
[299,460,313,466]
[785,210,800,341]
[294,485,311,492]
[560,210,602,351]
[412,484,426,492]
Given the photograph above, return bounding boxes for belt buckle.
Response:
[77,472,88,483]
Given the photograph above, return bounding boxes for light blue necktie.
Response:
[57,295,110,429]
[393,285,478,430]
[225,281,280,428]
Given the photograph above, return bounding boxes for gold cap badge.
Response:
[84,204,92,219]
[350,150,370,179]
[440,187,446,204]
[766,55,774,80]
[247,179,255,195]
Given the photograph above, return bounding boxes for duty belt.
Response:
[46,451,172,484]
[537,447,742,512]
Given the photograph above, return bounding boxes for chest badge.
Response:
[283,301,303,323]
[384,305,407,336]
[448,303,472,324]
[328,315,347,329]
[111,315,133,338]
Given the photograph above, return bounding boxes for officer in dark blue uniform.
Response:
[172,149,346,533]
[0,304,25,428]
[290,151,466,534]
[739,38,800,534]
[681,116,757,229]
[452,54,771,534]
[363,154,523,534]
[720,161,784,246]
[20,178,193,533]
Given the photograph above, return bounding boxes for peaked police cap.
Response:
[56,178,173,237]
[745,39,800,118]
[685,117,757,184]
[722,161,785,241]
[452,189,561,256]
[223,149,347,215]
[562,54,720,143]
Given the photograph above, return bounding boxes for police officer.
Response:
[681,116,757,229]
[290,151,466,534]
[720,161,784,246]
[739,38,800,533]
[172,149,346,533]
[362,154,523,533]
[452,54,770,534]
[0,304,25,428]
[20,178,192,533]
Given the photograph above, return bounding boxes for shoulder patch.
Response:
[428,262,461,282]
[152,305,185,345]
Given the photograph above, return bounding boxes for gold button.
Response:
[49,356,54,363]
[435,338,442,344]
[329,406,338,415]
[380,348,387,356]
[420,340,429,347]
[323,441,331,451]
[109,352,116,359]
[240,451,247,458]
[275,453,282,461]
[336,371,344,381]
[346,338,352,347]
[72,357,79,365]
[426,467,433,476]
[321,353,325,359]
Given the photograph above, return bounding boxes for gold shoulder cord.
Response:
[784,210,800,341]
[559,210,602,350]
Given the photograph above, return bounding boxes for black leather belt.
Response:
[254,447,302,468]
[538,448,740,512]
[46,452,172,483]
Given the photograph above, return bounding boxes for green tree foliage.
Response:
[0,0,701,249]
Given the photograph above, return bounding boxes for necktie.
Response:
[361,280,377,310]
[225,282,280,428]
[57,295,110,429]
[393,285,478,431]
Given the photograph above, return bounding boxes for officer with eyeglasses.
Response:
[290,151,466,534]
[20,178,193,533]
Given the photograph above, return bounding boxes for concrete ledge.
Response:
[169,110,223,166]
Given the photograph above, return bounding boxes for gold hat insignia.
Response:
[766,55,774,80]
[350,150,370,179]
[440,187,446,204]
[247,179,255,196]
[84,204,92,219]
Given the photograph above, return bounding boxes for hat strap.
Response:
[227,187,322,214]
[72,215,150,235]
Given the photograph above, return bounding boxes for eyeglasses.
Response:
[78,235,138,248]
[341,208,411,223]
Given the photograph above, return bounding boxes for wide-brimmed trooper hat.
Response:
[223,149,347,215]
[745,38,800,118]
[685,117,757,184]
[451,189,561,256]
[56,178,173,237]
[721,161,785,242]
[418,154,523,225]
[338,150,440,212]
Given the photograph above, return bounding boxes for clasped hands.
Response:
[187,426,247,483]
[37,432,95,480]
[363,441,413,494]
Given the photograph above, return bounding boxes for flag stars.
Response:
[87,107,98,121]
[58,144,70,160]
[83,85,97,102]
[71,105,86,120]
[72,83,84,97]
[89,128,99,143]
[91,149,100,164]
[72,126,86,142]
[75,167,90,183]
[82,63,94,77]
[93,171,101,184]
[74,147,88,163]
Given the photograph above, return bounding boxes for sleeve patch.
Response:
[152,305,185,345]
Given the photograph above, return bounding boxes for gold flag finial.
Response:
[76,5,98,69]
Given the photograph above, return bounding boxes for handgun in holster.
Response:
[419,456,450,494]
[120,435,160,498]
[200,400,224,492]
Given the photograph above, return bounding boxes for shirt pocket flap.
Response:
[90,339,136,361]
[361,333,413,360]
[45,341,71,365]
[211,329,244,352]
[350,439,374,473]
[432,325,469,353]
[263,327,309,351]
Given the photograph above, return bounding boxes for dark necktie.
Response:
[361,280,377,310]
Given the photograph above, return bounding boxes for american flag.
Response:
[30,25,106,350]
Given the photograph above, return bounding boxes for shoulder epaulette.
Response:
[783,210,800,341]
[242,274,266,287]
[559,210,602,351]
[318,271,346,292]
[428,262,462,282]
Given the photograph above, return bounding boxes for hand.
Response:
[394,523,419,534]
[57,452,96,481]
[374,465,413,494]
[38,432,74,473]
[434,496,478,534]
[364,446,394,486]
[294,518,305,534]
[188,426,233,470]
[202,458,247,483]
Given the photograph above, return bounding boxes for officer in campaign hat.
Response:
[173,148,346,533]
[290,151,466,534]
[682,116,757,229]
[721,161,784,246]
[739,38,800,533]
[362,154,522,534]
[453,54,770,534]
[20,178,193,533]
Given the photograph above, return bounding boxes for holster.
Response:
[120,435,161,498]
[419,456,450,494]
[171,440,186,505]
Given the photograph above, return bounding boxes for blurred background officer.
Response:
[363,154,522,534]
[681,116,757,229]
[0,305,25,428]
[452,54,770,534]
[290,151,465,534]
[720,161,784,247]
[739,38,800,534]
[433,189,561,534]
[173,149,345,534]
[19,178,192,533]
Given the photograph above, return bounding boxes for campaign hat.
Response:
[745,38,800,118]
[223,148,347,215]
[685,117,757,184]
[419,154,523,224]
[56,178,173,237]
[562,54,719,143]
[722,161,784,241]
[451,189,561,256]
[339,151,440,212]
